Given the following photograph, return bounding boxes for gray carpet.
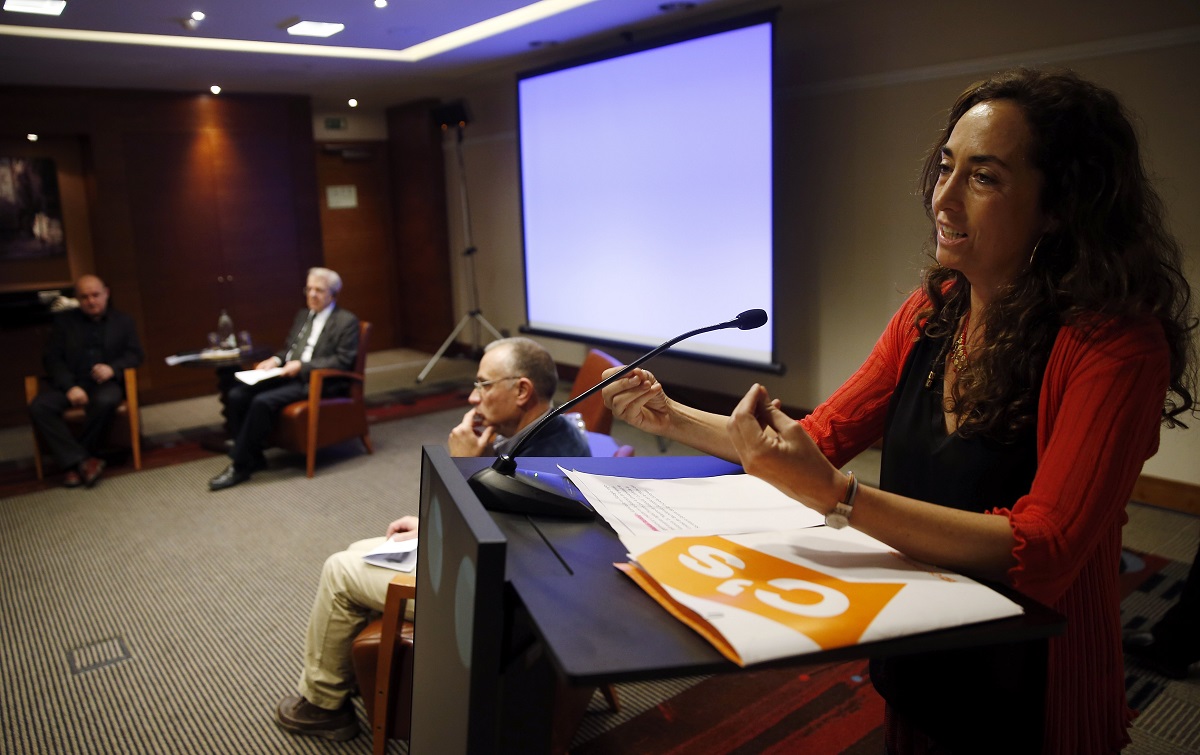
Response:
[0,407,461,754]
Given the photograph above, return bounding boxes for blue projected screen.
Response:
[517,17,775,369]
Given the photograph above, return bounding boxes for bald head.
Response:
[75,275,110,319]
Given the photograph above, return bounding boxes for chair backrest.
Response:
[567,349,621,435]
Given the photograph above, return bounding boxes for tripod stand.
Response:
[416,121,503,384]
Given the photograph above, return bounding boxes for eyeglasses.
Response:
[472,376,521,392]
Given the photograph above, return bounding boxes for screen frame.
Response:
[408,445,508,753]
[515,9,783,375]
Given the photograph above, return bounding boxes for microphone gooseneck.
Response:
[471,309,768,518]
[495,309,768,471]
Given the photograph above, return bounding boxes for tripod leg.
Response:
[416,314,476,384]
[471,312,505,342]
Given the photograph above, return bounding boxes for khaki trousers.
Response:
[297,537,417,710]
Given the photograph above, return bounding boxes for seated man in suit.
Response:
[28,274,144,488]
[274,336,590,741]
[209,267,359,491]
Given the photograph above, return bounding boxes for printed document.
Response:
[362,537,418,573]
[562,469,825,537]
[618,527,1023,666]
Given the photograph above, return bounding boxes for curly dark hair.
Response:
[916,68,1196,440]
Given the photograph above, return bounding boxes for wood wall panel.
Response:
[388,101,454,353]
[0,86,323,422]
[316,142,400,349]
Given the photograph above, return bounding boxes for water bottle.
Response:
[217,309,236,349]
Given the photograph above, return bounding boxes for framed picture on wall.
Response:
[0,156,67,261]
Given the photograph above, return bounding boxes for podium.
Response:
[408,446,1065,753]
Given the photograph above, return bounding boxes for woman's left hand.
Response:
[728,384,844,513]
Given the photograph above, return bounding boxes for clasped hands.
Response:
[67,363,118,406]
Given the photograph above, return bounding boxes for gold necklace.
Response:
[951,312,970,373]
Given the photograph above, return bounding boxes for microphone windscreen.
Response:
[735,309,768,330]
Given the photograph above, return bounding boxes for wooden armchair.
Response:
[351,573,416,755]
[24,367,142,480]
[272,320,373,477]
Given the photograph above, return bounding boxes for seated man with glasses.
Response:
[274,336,590,741]
[209,267,359,491]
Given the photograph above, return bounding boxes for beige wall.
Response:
[433,0,1200,484]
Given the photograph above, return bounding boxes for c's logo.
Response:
[637,536,904,649]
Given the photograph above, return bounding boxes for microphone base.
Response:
[468,466,595,519]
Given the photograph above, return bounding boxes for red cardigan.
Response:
[800,290,1169,754]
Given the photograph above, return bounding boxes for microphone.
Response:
[468,309,768,518]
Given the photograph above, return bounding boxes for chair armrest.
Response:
[372,572,416,753]
[306,368,366,400]
[24,374,39,404]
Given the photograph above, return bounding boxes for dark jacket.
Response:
[44,307,144,393]
[274,306,359,383]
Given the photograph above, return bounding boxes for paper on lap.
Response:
[362,537,418,572]
[234,367,285,386]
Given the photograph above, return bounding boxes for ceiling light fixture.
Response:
[27,133,38,142]
[374,0,387,8]
[398,0,600,61]
[348,98,358,108]
[3,0,66,16]
[286,21,345,38]
[183,11,205,31]
[0,0,602,61]
[210,84,221,94]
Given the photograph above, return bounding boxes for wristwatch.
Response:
[825,471,858,529]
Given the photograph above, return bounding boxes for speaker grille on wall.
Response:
[433,100,471,129]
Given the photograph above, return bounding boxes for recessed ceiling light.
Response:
[191,11,205,22]
[210,85,221,94]
[286,21,345,38]
[348,98,358,108]
[374,0,387,8]
[27,133,38,142]
[3,0,67,16]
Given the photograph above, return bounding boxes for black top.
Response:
[872,332,1042,754]
[43,307,144,393]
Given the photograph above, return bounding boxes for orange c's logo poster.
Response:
[636,535,905,650]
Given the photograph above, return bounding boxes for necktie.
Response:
[286,312,314,362]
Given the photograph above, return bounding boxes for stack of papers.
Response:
[561,469,1024,667]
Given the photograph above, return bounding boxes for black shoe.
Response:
[80,457,106,488]
[1124,631,1198,679]
[274,695,358,741]
[208,464,251,491]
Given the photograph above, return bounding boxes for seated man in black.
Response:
[28,274,144,488]
[209,267,359,491]
[274,336,590,741]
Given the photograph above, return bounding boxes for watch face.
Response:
[826,513,849,529]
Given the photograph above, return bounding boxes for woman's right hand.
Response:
[601,366,672,435]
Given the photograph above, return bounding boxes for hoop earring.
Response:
[1029,236,1044,267]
